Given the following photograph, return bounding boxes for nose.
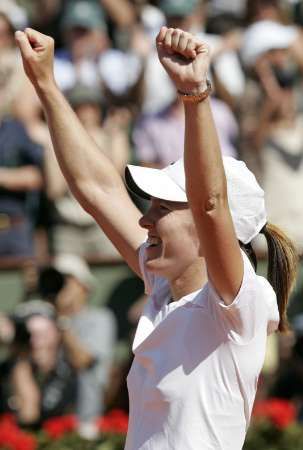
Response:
[139,209,154,230]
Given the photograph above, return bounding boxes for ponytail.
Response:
[262,223,298,332]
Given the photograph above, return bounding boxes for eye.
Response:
[159,203,170,212]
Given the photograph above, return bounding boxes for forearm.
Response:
[184,99,227,210]
[12,360,40,424]
[61,329,94,370]
[36,83,125,210]
[0,166,43,191]
[110,131,130,175]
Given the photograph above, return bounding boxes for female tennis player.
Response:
[15,26,297,449]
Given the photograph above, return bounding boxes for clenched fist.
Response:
[15,28,56,91]
[156,27,210,95]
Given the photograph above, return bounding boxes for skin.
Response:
[140,198,207,299]
[11,359,40,424]
[15,26,243,305]
[155,27,243,304]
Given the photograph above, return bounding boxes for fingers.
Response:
[15,30,35,59]
[25,27,54,49]
[15,28,54,57]
[156,26,167,46]
[156,27,204,59]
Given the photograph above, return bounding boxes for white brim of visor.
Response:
[125,164,187,202]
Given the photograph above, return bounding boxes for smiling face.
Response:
[139,198,201,280]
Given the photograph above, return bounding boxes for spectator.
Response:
[11,301,76,425]
[240,20,303,253]
[1,300,76,425]
[0,117,44,259]
[54,1,109,92]
[0,12,49,261]
[51,254,117,439]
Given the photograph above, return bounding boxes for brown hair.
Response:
[262,223,298,332]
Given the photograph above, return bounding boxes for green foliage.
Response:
[36,431,125,450]
[244,420,303,450]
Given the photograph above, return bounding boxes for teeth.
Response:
[147,236,161,246]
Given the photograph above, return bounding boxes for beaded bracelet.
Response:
[178,79,212,103]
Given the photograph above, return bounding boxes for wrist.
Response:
[177,80,208,96]
[178,80,212,104]
[35,77,59,99]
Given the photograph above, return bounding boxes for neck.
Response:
[170,257,207,301]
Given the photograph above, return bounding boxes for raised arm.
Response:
[15,29,146,276]
[156,27,243,305]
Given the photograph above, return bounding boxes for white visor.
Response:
[125,157,267,244]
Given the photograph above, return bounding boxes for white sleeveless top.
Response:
[125,244,279,450]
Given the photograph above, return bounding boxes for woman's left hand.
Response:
[156,27,210,95]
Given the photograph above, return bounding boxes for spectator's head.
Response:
[12,300,57,356]
[67,83,104,127]
[159,0,201,30]
[27,315,60,355]
[241,20,299,92]
[53,254,96,315]
[61,1,109,60]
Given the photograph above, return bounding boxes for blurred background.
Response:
[1,0,303,448]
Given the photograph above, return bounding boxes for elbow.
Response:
[189,187,228,218]
[204,192,227,214]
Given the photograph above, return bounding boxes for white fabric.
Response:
[125,244,279,450]
[126,156,267,244]
[241,20,298,67]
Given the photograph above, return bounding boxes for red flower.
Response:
[42,415,77,439]
[0,415,37,450]
[97,409,129,434]
[253,398,296,429]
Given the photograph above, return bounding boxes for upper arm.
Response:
[184,100,244,306]
[190,197,243,306]
[80,181,146,278]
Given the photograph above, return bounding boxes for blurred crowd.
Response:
[1,0,303,439]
